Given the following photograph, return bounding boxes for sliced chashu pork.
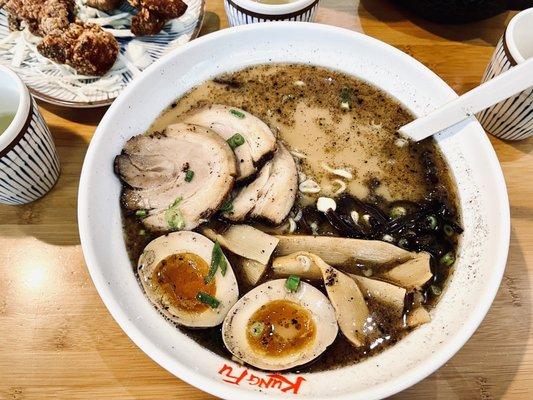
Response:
[224,142,298,225]
[183,104,277,181]
[115,123,237,231]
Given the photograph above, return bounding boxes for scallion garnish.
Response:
[443,224,454,237]
[165,197,185,230]
[398,238,409,249]
[227,133,245,150]
[220,201,233,213]
[390,206,406,219]
[135,209,147,218]
[185,170,195,182]
[426,215,438,230]
[340,87,351,103]
[285,275,301,293]
[440,251,455,267]
[196,292,220,308]
[229,109,245,119]
[139,229,146,236]
[219,252,228,276]
[205,241,226,283]
[249,321,265,338]
[430,285,442,296]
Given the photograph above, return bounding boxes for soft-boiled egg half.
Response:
[138,231,239,327]
[222,279,338,370]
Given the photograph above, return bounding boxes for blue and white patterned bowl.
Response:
[224,0,319,26]
[0,65,59,205]
[0,0,204,108]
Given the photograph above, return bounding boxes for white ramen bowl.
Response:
[78,22,510,399]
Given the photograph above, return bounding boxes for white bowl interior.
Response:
[78,23,509,400]
[507,7,533,63]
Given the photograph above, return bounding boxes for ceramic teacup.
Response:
[0,66,60,205]
[224,0,320,26]
[477,7,533,140]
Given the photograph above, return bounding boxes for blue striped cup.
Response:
[477,8,533,141]
[0,66,60,205]
[224,0,320,26]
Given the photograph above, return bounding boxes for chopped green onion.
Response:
[440,251,455,267]
[169,197,182,208]
[139,229,146,236]
[185,170,195,182]
[390,206,407,219]
[165,197,184,230]
[205,241,226,283]
[398,238,409,249]
[426,215,438,230]
[340,88,351,109]
[443,224,454,237]
[196,292,220,308]
[220,201,233,213]
[229,109,245,119]
[135,209,147,218]
[340,87,351,102]
[249,321,265,338]
[219,251,228,277]
[285,275,301,293]
[227,133,245,150]
[430,285,442,296]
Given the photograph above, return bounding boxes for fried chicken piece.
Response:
[2,0,74,36]
[86,0,123,12]
[37,22,119,76]
[130,7,165,36]
[7,13,21,31]
[128,0,187,36]
[130,0,188,18]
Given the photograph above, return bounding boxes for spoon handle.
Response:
[399,57,533,141]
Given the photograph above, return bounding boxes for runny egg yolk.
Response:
[246,299,316,357]
[151,253,215,313]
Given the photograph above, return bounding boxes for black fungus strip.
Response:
[325,209,367,238]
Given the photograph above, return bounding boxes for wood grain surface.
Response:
[1,1,532,399]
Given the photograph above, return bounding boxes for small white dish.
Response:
[78,22,510,399]
[224,0,319,26]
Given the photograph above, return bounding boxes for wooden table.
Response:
[1,1,531,399]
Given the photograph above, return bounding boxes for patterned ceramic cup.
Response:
[224,0,320,26]
[0,66,60,205]
[477,7,533,140]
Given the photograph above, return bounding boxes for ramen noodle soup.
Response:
[115,64,462,372]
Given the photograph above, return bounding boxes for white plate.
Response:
[78,22,510,399]
[0,0,204,108]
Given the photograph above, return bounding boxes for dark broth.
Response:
[121,64,461,372]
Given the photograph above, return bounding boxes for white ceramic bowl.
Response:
[78,22,510,399]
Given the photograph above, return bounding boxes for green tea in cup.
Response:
[0,112,16,136]
[252,0,295,4]
[0,88,18,136]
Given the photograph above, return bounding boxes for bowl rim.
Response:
[78,21,510,400]
[505,7,533,64]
